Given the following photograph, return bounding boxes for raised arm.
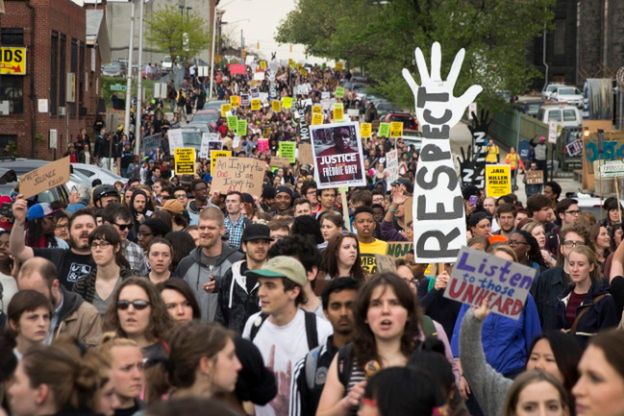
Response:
[9,197,34,263]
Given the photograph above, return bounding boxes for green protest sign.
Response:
[236,119,248,136]
[227,116,238,131]
[278,141,296,163]
[378,122,390,138]
[335,86,345,98]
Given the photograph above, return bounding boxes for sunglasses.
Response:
[116,300,150,311]
[115,223,132,231]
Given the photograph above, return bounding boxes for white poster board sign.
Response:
[167,129,184,153]
[385,149,399,185]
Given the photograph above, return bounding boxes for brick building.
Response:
[0,0,109,160]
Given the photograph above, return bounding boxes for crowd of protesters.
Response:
[0,62,624,416]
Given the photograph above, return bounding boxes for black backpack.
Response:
[249,310,319,351]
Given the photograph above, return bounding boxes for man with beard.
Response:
[493,203,517,239]
[274,186,294,215]
[10,198,96,289]
[291,278,358,416]
[16,257,102,347]
[216,224,272,333]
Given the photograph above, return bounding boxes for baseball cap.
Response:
[391,177,413,194]
[246,255,307,287]
[242,224,272,242]
[26,203,55,220]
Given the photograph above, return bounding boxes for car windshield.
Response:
[558,87,576,95]
[192,111,219,123]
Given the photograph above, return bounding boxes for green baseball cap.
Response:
[246,255,307,287]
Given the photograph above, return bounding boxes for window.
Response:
[59,34,66,106]
[547,111,562,122]
[1,28,24,46]
[50,31,58,115]
[0,76,23,113]
[563,110,578,122]
[0,135,17,157]
[553,20,566,57]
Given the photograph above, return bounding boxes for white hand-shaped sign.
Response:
[404,42,482,263]
[403,42,482,131]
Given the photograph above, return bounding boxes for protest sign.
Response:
[335,86,345,98]
[251,99,262,111]
[310,121,366,189]
[296,101,311,143]
[443,247,537,319]
[565,138,582,157]
[385,149,399,184]
[360,122,372,139]
[220,104,231,117]
[210,150,232,174]
[525,170,544,185]
[485,164,512,198]
[236,119,248,136]
[257,138,269,153]
[270,157,291,168]
[227,116,238,131]
[278,141,296,164]
[389,122,403,138]
[167,129,184,152]
[332,103,344,121]
[240,94,250,107]
[548,122,558,144]
[378,123,390,138]
[299,143,313,165]
[281,96,293,109]
[271,99,281,112]
[405,42,481,263]
[174,148,196,175]
[253,71,265,81]
[230,95,241,107]
[459,111,490,189]
[347,109,359,119]
[312,104,323,114]
[259,60,267,70]
[321,91,330,100]
[335,61,344,71]
[199,133,221,159]
[597,160,624,178]
[387,242,414,258]
[311,112,324,125]
[211,157,266,196]
[142,135,161,154]
[20,157,71,199]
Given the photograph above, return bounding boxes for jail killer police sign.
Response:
[402,42,482,263]
[443,247,537,319]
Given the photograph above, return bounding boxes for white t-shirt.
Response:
[243,309,333,416]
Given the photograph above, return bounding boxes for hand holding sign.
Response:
[402,42,482,130]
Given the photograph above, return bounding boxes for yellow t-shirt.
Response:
[359,239,389,274]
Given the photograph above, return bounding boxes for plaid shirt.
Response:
[122,240,149,276]
[224,215,247,249]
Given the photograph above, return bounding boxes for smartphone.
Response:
[468,195,478,208]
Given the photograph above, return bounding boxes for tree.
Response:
[146,5,211,65]
[276,0,554,109]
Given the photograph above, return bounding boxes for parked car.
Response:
[537,105,582,129]
[381,112,419,131]
[190,109,220,130]
[71,163,128,186]
[551,86,584,108]
[102,61,125,77]
[541,83,565,100]
[514,98,544,118]
[161,56,173,70]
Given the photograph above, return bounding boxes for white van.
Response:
[537,105,582,128]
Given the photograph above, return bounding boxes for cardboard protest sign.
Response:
[310,121,366,189]
[299,143,313,165]
[271,100,281,112]
[311,113,324,125]
[174,148,196,175]
[220,104,231,117]
[236,119,248,136]
[278,141,296,164]
[227,116,238,131]
[378,123,390,138]
[199,133,221,159]
[332,103,344,121]
[360,122,372,139]
[443,247,537,319]
[167,129,184,152]
[387,242,414,258]
[257,138,269,153]
[525,170,544,185]
[211,157,266,196]
[312,104,323,114]
[270,157,291,168]
[335,86,345,98]
[404,42,482,263]
[210,150,232,174]
[385,149,399,184]
[375,255,397,273]
[20,157,71,199]
[281,96,293,109]
[485,165,512,198]
[230,95,241,107]
[251,99,262,111]
[390,122,403,138]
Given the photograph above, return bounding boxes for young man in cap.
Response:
[275,186,294,216]
[242,256,333,416]
[216,223,272,333]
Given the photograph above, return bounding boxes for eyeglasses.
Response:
[90,241,112,249]
[508,240,528,246]
[115,223,132,231]
[116,300,151,311]
[562,240,584,248]
[564,210,581,216]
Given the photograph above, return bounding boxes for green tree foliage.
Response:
[146,5,210,65]
[277,0,554,109]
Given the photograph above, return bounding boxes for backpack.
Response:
[249,310,319,351]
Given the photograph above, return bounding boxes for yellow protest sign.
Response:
[311,112,324,125]
[281,96,293,109]
[485,164,512,198]
[271,100,281,112]
[332,103,344,121]
[230,95,241,107]
[390,122,403,138]
[220,103,231,117]
[0,47,26,75]
[335,61,344,71]
[360,122,372,139]
[312,104,323,114]
[210,150,232,174]
[259,60,267,70]
[288,58,296,68]
[174,148,196,175]
[251,98,262,111]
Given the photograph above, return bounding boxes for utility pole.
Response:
[134,0,145,155]
[123,0,135,146]
[209,2,218,99]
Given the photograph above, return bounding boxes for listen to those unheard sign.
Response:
[443,247,537,319]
